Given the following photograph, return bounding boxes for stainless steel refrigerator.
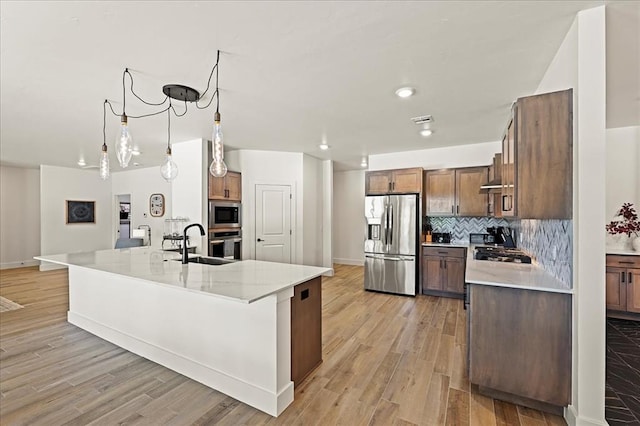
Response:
[364,194,418,296]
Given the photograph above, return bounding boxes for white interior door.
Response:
[255,184,291,263]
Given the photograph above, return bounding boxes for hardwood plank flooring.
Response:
[0,264,567,425]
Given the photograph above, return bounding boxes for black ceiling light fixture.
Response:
[101,50,225,181]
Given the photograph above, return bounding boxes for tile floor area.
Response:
[606,318,640,426]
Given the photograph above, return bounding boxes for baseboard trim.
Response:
[333,258,364,266]
[565,404,608,426]
[0,260,40,270]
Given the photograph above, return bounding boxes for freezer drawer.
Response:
[364,255,416,296]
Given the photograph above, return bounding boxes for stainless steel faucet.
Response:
[182,223,206,264]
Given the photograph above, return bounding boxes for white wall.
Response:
[333,170,366,265]
[171,138,208,253]
[322,160,334,270]
[606,126,640,221]
[227,150,304,263]
[111,167,173,249]
[40,165,112,270]
[0,166,41,269]
[368,141,501,171]
[302,155,323,266]
[536,7,607,426]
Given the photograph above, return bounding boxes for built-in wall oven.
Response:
[209,201,241,229]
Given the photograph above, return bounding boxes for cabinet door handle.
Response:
[621,272,626,283]
[502,195,508,211]
[444,260,447,269]
[451,205,455,214]
[392,182,395,191]
[629,272,633,284]
[388,182,392,191]
[456,205,459,214]
[619,261,634,265]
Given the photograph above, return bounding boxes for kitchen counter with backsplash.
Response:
[606,248,639,256]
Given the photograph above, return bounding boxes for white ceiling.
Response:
[1,1,636,172]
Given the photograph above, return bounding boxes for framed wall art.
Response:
[66,200,95,224]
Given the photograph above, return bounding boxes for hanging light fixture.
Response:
[160,106,179,182]
[209,51,227,177]
[115,69,134,168]
[99,100,110,180]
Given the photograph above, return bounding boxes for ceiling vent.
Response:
[411,115,434,125]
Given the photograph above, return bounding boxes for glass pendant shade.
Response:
[160,148,179,182]
[99,144,110,180]
[209,118,227,177]
[115,114,133,168]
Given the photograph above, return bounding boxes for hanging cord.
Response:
[105,99,171,119]
[196,50,220,110]
[125,69,169,106]
[102,100,108,148]
[167,103,171,150]
[170,99,189,117]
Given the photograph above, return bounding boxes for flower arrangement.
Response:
[606,203,640,237]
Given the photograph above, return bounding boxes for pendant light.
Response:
[160,107,179,182]
[99,100,110,180]
[209,51,227,178]
[115,69,134,168]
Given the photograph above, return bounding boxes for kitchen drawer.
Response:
[423,246,466,258]
[606,255,640,269]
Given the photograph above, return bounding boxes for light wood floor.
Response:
[0,264,566,425]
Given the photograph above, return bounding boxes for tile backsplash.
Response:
[516,219,572,287]
[427,216,573,287]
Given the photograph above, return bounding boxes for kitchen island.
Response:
[36,248,332,417]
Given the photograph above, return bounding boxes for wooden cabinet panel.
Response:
[516,90,572,219]
[501,119,516,217]
[456,167,489,216]
[209,171,242,201]
[365,168,423,195]
[626,269,640,313]
[443,256,464,294]
[469,284,571,407]
[425,169,455,216]
[391,168,422,194]
[291,277,322,386]
[423,247,465,258]
[606,267,627,311]
[422,256,443,291]
[607,255,640,269]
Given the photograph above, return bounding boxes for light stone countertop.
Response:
[606,248,640,256]
[36,248,333,304]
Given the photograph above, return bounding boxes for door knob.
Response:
[257,238,264,242]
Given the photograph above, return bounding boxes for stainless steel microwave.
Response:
[209,201,241,229]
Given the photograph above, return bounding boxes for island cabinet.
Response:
[467,284,572,414]
[291,277,322,385]
[209,171,242,201]
[421,246,466,298]
[424,167,489,216]
[501,89,573,219]
[365,167,423,195]
[606,255,640,319]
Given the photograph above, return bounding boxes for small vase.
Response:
[633,236,640,252]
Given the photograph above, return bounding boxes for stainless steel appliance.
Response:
[209,229,242,260]
[209,201,241,229]
[474,246,531,263]
[364,194,418,296]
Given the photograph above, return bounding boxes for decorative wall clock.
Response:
[149,193,165,217]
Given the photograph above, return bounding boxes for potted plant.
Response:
[606,202,640,251]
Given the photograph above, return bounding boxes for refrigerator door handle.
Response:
[388,203,393,245]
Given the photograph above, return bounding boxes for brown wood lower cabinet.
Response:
[467,284,571,413]
[291,277,322,386]
[421,246,466,298]
[606,254,640,319]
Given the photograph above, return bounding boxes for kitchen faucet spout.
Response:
[182,223,206,264]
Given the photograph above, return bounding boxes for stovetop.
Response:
[474,246,532,264]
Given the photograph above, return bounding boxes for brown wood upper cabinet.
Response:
[606,255,640,318]
[209,171,242,201]
[425,167,489,216]
[365,168,423,195]
[501,89,573,219]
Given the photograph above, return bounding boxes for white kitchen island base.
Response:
[67,265,294,417]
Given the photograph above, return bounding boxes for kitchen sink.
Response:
[173,256,235,266]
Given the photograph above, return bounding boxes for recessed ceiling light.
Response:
[77,159,86,166]
[133,162,141,166]
[319,143,330,150]
[360,158,368,167]
[395,87,415,98]
[420,129,433,137]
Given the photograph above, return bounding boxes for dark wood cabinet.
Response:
[365,168,423,195]
[421,246,466,297]
[209,171,242,201]
[606,255,640,319]
[291,277,322,386]
[468,284,571,413]
[487,153,503,218]
[500,89,573,219]
[425,167,489,216]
